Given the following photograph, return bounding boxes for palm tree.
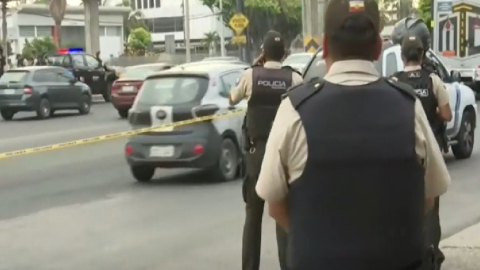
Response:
[126,10,145,31]
[203,31,220,56]
[48,0,67,48]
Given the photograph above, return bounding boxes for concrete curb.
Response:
[440,222,480,269]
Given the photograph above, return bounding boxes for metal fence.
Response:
[106,51,241,67]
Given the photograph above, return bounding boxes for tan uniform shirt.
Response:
[256,60,451,202]
[229,61,304,104]
[401,65,450,106]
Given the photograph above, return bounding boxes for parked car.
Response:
[282,52,314,74]
[303,42,477,159]
[125,62,249,182]
[0,66,92,120]
[202,56,241,62]
[111,63,174,118]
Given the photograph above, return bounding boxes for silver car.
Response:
[126,62,248,182]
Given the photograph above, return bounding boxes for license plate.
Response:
[122,86,134,92]
[2,89,15,95]
[149,146,174,157]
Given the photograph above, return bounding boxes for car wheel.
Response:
[452,110,475,159]
[131,166,155,182]
[79,94,91,115]
[118,109,129,119]
[103,82,112,103]
[0,110,15,121]
[209,137,239,182]
[36,98,51,119]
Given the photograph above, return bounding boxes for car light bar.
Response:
[57,47,84,54]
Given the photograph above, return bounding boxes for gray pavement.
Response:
[0,103,478,269]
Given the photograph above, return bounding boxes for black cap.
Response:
[325,0,380,35]
[401,34,424,55]
[262,30,285,53]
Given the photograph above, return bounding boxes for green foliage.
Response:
[33,0,49,4]
[418,0,432,26]
[22,37,57,59]
[203,31,220,51]
[199,0,302,51]
[127,28,152,55]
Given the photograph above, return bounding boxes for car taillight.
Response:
[111,81,120,93]
[125,144,133,155]
[193,144,204,155]
[24,86,33,94]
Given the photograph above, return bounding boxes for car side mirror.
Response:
[450,70,461,82]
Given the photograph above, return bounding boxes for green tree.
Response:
[418,0,432,27]
[127,28,152,55]
[203,31,220,54]
[22,37,57,59]
[199,0,301,51]
[34,0,49,4]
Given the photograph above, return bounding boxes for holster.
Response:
[241,116,252,151]
[434,124,449,153]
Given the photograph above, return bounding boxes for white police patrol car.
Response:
[125,62,249,182]
[303,42,477,160]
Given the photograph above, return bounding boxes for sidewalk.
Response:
[440,222,480,269]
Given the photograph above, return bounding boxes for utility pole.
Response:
[236,0,245,61]
[219,0,226,56]
[184,0,191,62]
[302,0,324,53]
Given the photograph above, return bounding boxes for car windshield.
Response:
[303,50,383,82]
[283,54,312,66]
[47,55,68,66]
[0,71,29,84]
[122,67,160,79]
[133,76,209,107]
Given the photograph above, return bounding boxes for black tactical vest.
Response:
[394,69,442,131]
[246,66,292,140]
[287,78,425,270]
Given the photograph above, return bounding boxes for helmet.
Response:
[391,17,431,51]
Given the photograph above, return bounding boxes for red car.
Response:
[111,63,174,118]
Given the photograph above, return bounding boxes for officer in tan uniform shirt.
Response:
[230,31,302,270]
[255,0,450,269]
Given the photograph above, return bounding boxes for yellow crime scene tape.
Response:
[0,109,246,161]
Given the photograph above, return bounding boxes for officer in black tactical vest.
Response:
[391,33,452,270]
[229,30,303,270]
[254,1,451,270]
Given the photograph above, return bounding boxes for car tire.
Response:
[452,110,475,159]
[131,166,155,182]
[79,94,91,115]
[118,109,129,119]
[36,98,51,119]
[103,82,112,103]
[209,137,240,182]
[1,110,15,121]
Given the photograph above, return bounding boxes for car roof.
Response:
[126,63,173,69]
[7,66,62,71]
[146,62,248,79]
[202,56,240,61]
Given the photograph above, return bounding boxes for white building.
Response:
[2,4,130,59]
[133,0,233,48]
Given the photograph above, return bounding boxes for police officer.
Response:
[0,46,5,77]
[229,30,303,270]
[391,30,452,270]
[255,0,451,269]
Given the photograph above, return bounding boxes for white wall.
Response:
[140,0,233,42]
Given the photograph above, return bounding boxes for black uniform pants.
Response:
[242,141,289,270]
[425,197,444,270]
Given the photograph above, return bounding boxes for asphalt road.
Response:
[0,103,479,270]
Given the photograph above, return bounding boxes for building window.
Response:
[36,26,51,37]
[146,16,184,33]
[19,26,35,37]
[99,26,106,36]
[106,26,121,37]
[143,0,147,9]
[149,0,154,8]
[155,0,160,8]
[136,0,141,9]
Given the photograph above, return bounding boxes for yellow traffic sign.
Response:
[229,13,249,35]
[304,36,320,53]
[232,35,247,45]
